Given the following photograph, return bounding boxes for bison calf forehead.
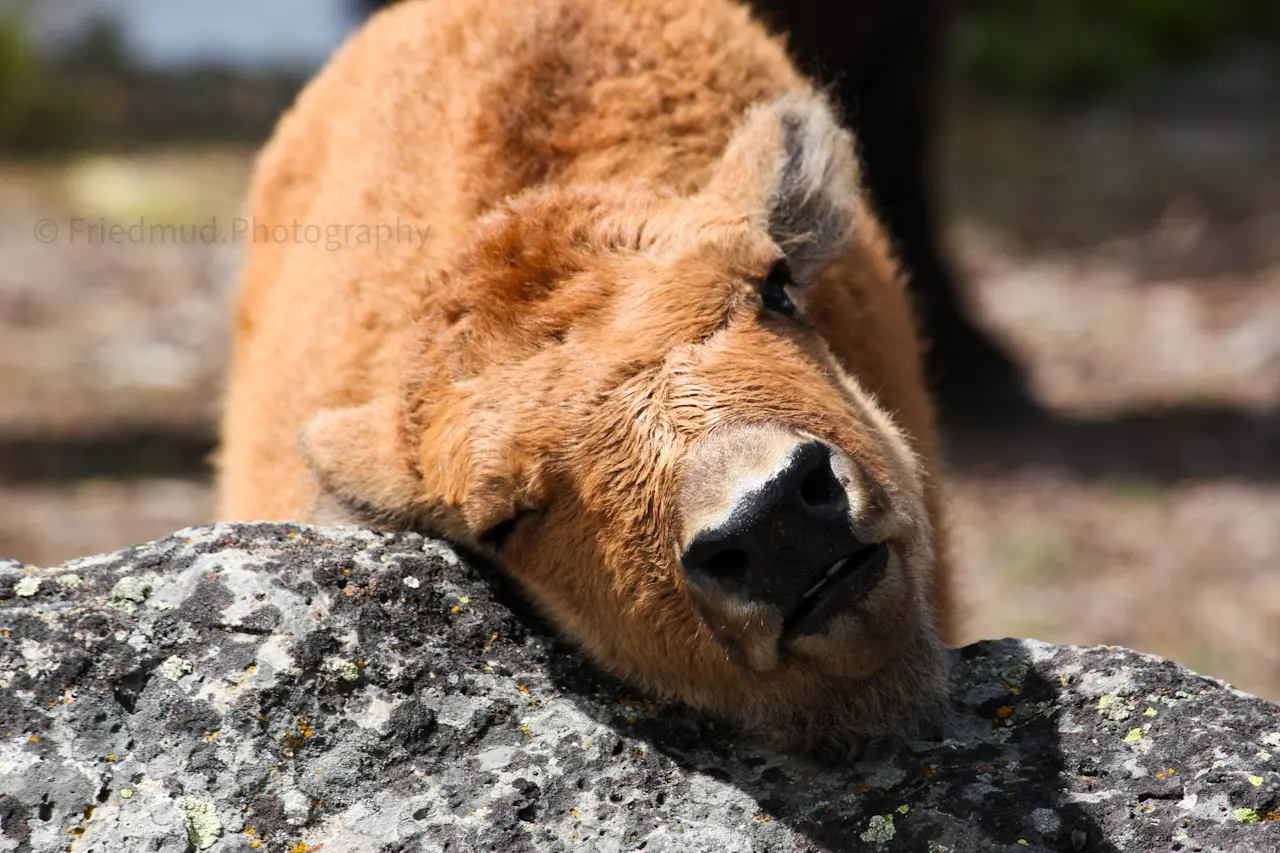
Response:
[419,91,869,382]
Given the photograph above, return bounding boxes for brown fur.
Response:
[218,0,953,749]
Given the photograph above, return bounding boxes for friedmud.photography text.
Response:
[31,216,432,252]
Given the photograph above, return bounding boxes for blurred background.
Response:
[1,1,1277,699]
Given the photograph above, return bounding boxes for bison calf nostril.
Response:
[695,548,750,586]
[798,455,843,511]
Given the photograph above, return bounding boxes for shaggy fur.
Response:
[218,0,953,749]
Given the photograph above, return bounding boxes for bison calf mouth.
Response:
[783,541,891,637]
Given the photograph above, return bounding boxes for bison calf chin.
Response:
[217,0,954,752]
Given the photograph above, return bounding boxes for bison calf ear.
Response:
[707,92,860,279]
[299,400,424,528]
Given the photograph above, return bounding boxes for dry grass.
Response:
[939,95,1280,700]
[951,473,1280,699]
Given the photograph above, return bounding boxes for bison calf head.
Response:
[301,95,947,749]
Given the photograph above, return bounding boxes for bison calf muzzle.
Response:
[681,435,891,641]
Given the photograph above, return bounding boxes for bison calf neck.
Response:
[217,0,954,750]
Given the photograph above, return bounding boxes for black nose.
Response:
[680,441,883,625]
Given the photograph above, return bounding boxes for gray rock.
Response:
[1,523,1278,852]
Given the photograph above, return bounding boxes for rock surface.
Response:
[1,523,1278,852]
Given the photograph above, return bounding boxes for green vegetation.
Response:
[0,15,296,156]
[954,0,1280,103]
[3,2,1278,154]
[0,16,93,153]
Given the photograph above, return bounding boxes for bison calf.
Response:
[218,0,953,749]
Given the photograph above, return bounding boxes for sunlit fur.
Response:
[217,0,955,750]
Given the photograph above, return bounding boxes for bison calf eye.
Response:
[760,259,796,316]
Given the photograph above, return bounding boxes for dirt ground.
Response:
[940,90,1280,699]
[1,90,1277,703]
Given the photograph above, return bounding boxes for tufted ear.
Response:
[299,392,542,547]
[298,399,427,529]
[707,93,860,279]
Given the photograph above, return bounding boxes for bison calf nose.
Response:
[681,440,885,629]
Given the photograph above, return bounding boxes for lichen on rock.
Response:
[176,796,223,849]
[13,576,40,597]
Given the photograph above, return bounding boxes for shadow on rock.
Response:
[544,636,1114,851]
